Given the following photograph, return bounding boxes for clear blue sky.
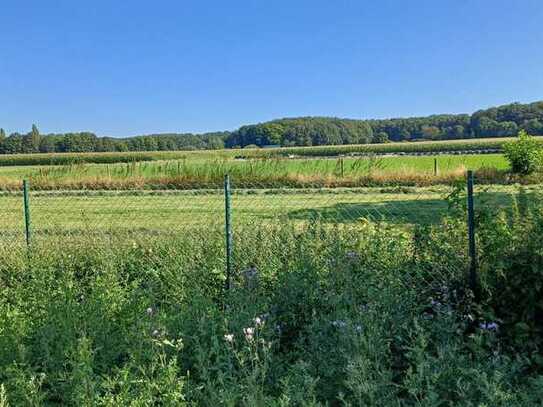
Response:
[1,0,542,137]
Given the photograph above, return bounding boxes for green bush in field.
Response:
[1,208,543,405]
[476,190,543,360]
[503,130,543,174]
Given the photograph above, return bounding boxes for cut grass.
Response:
[0,185,533,246]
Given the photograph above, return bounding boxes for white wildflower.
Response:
[331,320,347,328]
[224,334,234,343]
[243,327,255,341]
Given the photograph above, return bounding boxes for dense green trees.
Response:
[0,129,228,154]
[226,101,543,147]
[1,101,542,154]
[225,118,374,148]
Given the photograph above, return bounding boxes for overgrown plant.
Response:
[503,130,543,174]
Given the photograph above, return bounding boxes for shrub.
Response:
[503,130,543,174]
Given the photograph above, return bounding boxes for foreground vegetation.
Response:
[1,191,543,405]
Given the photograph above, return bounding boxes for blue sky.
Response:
[1,0,542,137]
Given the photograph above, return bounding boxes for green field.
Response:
[0,153,511,190]
[1,185,533,248]
[0,136,526,167]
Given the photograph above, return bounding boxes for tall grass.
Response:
[0,154,517,191]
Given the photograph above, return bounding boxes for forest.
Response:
[1,101,542,154]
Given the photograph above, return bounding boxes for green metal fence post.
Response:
[23,179,31,247]
[434,158,438,176]
[466,170,477,296]
[224,174,233,294]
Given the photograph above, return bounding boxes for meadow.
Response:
[0,153,511,191]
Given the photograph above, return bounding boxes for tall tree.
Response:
[23,124,41,153]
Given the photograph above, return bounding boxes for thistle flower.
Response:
[346,251,359,260]
[253,317,264,327]
[479,322,499,332]
[331,320,347,328]
[243,266,258,280]
[243,327,255,341]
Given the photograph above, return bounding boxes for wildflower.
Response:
[422,312,434,320]
[243,327,255,341]
[224,334,234,343]
[243,266,258,280]
[331,320,347,328]
[146,307,154,316]
[242,266,259,290]
[430,299,443,309]
[355,325,363,333]
[253,317,264,327]
[346,251,359,260]
[479,322,499,332]
[151,329,161,337]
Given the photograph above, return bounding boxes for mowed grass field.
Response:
[0,185,533,247]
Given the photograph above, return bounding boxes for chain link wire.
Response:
[2,174,532,303]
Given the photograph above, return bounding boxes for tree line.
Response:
[1,101,542,154]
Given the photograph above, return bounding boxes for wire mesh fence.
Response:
[1,173,539,298]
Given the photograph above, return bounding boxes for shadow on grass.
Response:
[287,192,521,225]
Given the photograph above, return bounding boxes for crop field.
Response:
[0,136,530,167]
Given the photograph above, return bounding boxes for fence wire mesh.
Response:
[1,175,536,300]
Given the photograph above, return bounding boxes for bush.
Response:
[476,192,543,359]
[503,130,543,174]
